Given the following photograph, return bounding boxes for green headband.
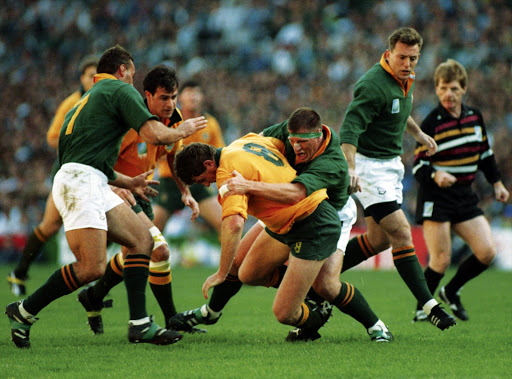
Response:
[288,132,322,139]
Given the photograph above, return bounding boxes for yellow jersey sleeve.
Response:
[217,134,328,234]
[47,91,82,147]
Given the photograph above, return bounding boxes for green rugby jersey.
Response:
[263,121,349,211]
[340,57,415,159]
[58,74,158,180]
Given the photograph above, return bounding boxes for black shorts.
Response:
[415,185,483,224]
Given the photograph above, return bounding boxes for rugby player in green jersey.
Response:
[170,108,393,343]
[6,45,207,348]
[339,27,456,331]
[8,56,98,297]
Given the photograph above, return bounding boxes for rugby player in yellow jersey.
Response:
[8,56,98,296]
[77,65,207,334]
[172,134,368,336]
[170,109,393,342]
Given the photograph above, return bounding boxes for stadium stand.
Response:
[1,0,511,262]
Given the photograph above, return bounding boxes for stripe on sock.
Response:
[110,253,124,276]
[124,254,150,268]
[149,260,171,285]
[61,264,80,291]
[34,226,49,243]
[296,302,310,327]
[336,282,355,307]
[392,245,416,261]
[358,233,375,258]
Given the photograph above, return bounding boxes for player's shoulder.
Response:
[354,66,388,98]
[463,104,483,118]
[94,77,136,95]
[64,90,82,103]
[262,120,288,139]
[204,112,219,123]
[358,63,384,83]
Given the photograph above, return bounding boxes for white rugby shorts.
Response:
[353,153,404,209]
[337,196,357,252]
[53,163,124,231]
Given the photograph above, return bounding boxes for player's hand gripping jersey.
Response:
[216,133,327,234]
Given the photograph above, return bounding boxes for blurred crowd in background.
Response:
[1,0,512,259]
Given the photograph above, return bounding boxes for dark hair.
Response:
[174,143,216,185]
[180,79,201,92]
[97,45,133,75]
[434,59,468,88]
[143,65,179,95]
[388,27,423,51]
[78,55,98,75]
[287,107,322,133]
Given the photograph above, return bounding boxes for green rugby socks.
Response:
[123,254,150,320]
[23,264,81,315]
[393,245,433,306]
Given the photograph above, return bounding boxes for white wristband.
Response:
[219,184,228,198]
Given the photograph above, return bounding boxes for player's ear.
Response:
[204,160,215,169]
[118,64,126,77]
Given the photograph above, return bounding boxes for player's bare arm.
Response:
[432,171,457,188]
[168,154,199,220]
[202,214,244,299]
[340,143,361,194]
[223,170,306,204]
[139,116,207,145]
[406,116,437,156]
[494,180,510,203]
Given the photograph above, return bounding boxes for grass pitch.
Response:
[1,264,511,378]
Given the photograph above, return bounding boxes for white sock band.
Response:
[149,260,171,270]
[19,301,35,319]
[129,316,151,326]
[149,226,168,250]
[423,299,439,315]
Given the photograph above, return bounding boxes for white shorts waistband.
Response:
[60,163,108,183]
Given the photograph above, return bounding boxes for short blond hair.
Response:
[434,59,468,88]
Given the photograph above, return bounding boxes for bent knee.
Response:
[137,233,154,255]
[366,234,391,253]
[39,221,62,238]
[476,248,496,265]
[151,244,170,262]
[273,305,295,325]
[391,230,412,246]
[80,264,106,283]
[238,269,258,285]
[312,281,338,302]
[430,253,451,272]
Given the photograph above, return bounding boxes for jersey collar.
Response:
[93,73,117,83]
[214,148,223,167]
[379,53,415,97]
[142,100,183,126]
